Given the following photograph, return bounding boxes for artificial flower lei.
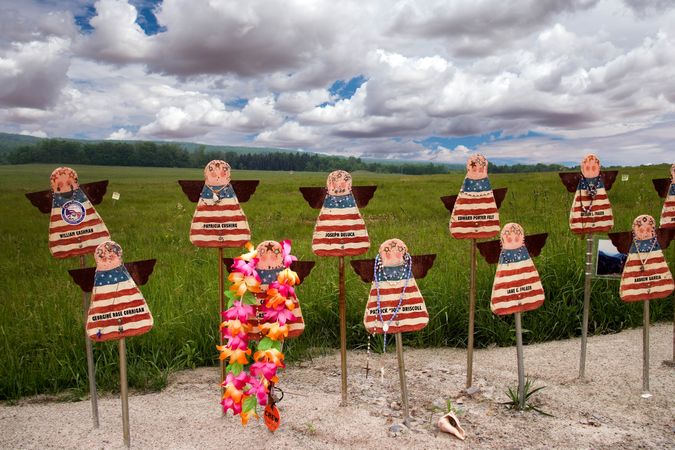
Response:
[217,241,299,426]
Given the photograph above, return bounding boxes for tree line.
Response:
[3,138,572,174]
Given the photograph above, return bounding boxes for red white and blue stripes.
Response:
[660,182,675,229]
[619,238,674,302]
[569,176,613,234]
[312,193,370,256]
[450,177,500,240]
[490,246,545,315]
[189,184,251,248]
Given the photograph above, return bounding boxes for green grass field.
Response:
[1,164,672,400]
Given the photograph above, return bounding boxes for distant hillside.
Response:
[0,133,42,154]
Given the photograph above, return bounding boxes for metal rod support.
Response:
[579,233,593,379]
[643,300,650,396]
[514,312,526,410]
[119,337,130,448]
[466,239,477,388]
[80,255,99,428]
[339,256,348,405]
[395,333,411,426]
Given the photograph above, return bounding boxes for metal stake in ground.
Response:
[466,239,477,388]
[352,248,436,427]
[301,171,376,405]
[642,300,651,397]
[579,233,594,379]
[559,158,618,380]
[514,312,526,409]
[651,175,675,366]
[119,337,130,447]
[25,173,110,429]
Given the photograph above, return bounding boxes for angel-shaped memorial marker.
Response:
[559,153,618,379]
[219,240,312,430]
[24,166,111,428]
[351,239,436,426]
[69,241,156,447]
[652,164,675,365]
[442,154,507,388]
[178,160,259,390]
[609,215,674,396]
[300,170,376,404]
[477,224,547,409]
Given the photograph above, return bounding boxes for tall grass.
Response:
[0,164,672,399]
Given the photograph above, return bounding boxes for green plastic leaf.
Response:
[242,291,260,305]
[227,362,243,376]
[242,395,257,413]
[271,340,282,351]
[257,337,273,351]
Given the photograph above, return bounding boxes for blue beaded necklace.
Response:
[374,253,412,352]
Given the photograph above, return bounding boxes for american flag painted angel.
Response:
[48,167,110,259]
[189,160,251,247]
[86,241,154,342]
[311,170,370,256]
[569,154,614,234]
[490,224,545,315]
[619,215,674,302]
[449,154,500,239]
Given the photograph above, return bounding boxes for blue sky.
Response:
[1,0,674,165]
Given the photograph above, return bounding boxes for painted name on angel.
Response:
[634,275,662,283]
[325,232,356,238]
[369,305,423,315]
[202,223,238,229]
[58,228,95,239]
[506,285,533,295]
[457,214,496,221]
[91,306,146,322]
[580,211,605,217]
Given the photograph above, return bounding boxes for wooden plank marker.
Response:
[68,242,156,447]
[25,167,111,428]
[442,154,505,388]
[559,154,617,379]
[609,218,674,397]
[300,170,375,404]
[178,160,258,399]
[351,240,435,426]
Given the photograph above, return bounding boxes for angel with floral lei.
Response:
[189,160,251,247]
[48,167,110,258]
[217,241,303,429]
[449,154,500,239]
[619,215,674,302]
[568,153,614,234]
[659,164,675,229]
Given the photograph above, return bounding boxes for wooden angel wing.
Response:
[350,254,436,283]
[222,258,315,284]
[25,180,109,213]
[476,239,501,264]
[177,180,203,203]
[656,227,675,250]
[352,186,377,208]
[298,187,327,209]
[601,170,618,190]
[652,178,671,199]
[440,187,508,212]
[80,180,109,205]
[607,231,632,255]
[230,180,259,203]
[25,189,52,213]
[68,259,157,293]
[558,172,582,193]
[525,233,548,258]
[559,171,618,192]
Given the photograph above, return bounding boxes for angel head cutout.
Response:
[85,241,154,342]
[659,163,675,228]
[189,160,251,248]
[490,223,545,315]
[363,238,429,336]
[247,240,304,339]
[620,214,674,302]
[311,170,370,256]
[48,167,110,259]
[569,153,614,234]
[449,154,500,240]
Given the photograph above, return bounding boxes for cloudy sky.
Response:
[1,0,674,165]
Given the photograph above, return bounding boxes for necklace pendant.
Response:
[382,323,389,333]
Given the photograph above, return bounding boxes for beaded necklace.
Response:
[634,236,657,272]
[578,176,598,215]
[207,184,229,203]
[374,252,412,352]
